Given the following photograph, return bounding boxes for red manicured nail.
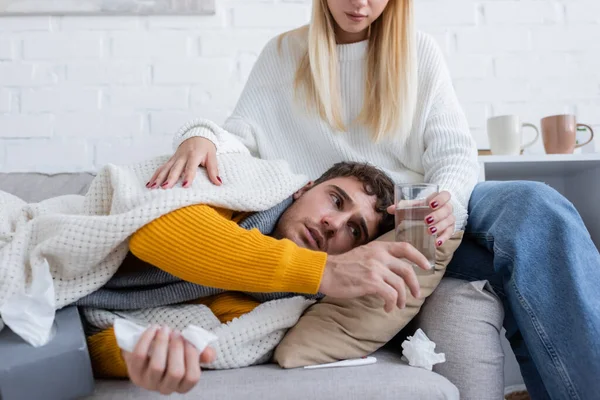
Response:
[217,176,222,184]
[426,217,434,224]
[182,180,188,187]
[145,181,150,187]
[430,227,437,234]
[437,240,443,246]
[431,201,439,209]
[150,182,157,188]
[161,182,168,187]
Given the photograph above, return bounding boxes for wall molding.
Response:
[0,0,215,15]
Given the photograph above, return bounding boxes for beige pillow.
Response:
[273,230,464,368]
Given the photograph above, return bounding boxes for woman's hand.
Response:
[121,325,217,395]
[387,190,455,247]
[147,137,221,190]
[424,191,455,246]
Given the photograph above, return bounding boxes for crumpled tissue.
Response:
[114,318,218,353]
[0,259,56,347]
[401,328,446,371]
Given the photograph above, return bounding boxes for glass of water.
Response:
[395,183,439,275]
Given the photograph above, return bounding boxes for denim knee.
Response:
[510,181,576,216]
[471,180,578,231]
[482,181,570,212]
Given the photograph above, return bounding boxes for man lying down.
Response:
[73,160,431,395]
[0,148,433,395]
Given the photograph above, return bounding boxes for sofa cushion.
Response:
[0,172,95,203]
[86,348,458,400]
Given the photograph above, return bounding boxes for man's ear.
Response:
[293,181,314,200]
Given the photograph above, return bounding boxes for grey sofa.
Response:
[0,172,523,400]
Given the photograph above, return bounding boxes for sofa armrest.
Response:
[409,278,505,400]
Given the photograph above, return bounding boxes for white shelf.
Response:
[479,153,600,163]
[479,154,600,180]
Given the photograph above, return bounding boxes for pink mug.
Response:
[541,114,594,154]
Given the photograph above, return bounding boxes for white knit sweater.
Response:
[175,31,480,230]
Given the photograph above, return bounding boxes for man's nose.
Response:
[322,214,345,236]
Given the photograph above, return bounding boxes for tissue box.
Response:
[0,306,95,400]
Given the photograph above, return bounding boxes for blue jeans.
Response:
[446,181,600,400]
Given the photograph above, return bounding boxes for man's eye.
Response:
[349,224,360,239]
[331,194,341,208]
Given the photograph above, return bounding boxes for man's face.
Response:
[273,177,382,255]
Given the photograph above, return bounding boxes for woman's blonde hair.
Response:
[288,0,417,142]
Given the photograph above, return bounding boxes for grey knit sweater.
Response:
[75,198,322,310]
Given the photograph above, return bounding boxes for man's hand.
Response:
[319,242,431,312]
[122,325,216,395]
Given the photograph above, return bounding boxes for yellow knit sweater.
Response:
[88,204,327,378]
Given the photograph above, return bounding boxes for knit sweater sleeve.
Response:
[171,117,257,157]
[128,204,327,294]
[418,34,480,231]
[87,327,129,378]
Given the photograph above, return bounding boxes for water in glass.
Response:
[395,205,436,273]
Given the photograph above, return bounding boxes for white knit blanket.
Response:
[0,149,314,367]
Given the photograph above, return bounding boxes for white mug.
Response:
[487,115,540,156]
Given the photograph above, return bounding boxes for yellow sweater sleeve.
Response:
[87,327,128,378]
[129,205,327,294]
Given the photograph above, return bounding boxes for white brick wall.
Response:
[0,36,14,60]
[0,89,10,112]
[0,0,599,172]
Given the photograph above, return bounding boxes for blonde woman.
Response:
[150,1,600,399]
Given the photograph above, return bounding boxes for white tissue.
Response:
[114,319,148,353]
[401,328,446,371]
[0,259,56,347]
[180,324,218,353]
[114,318,218,354]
